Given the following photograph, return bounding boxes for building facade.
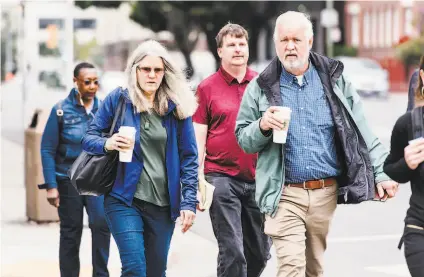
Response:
[344,0,423,91]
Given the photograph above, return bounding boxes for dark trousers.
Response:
[206,173,271,277]
[104,195,175,277]
[57,178,111,277]
[404,225,424,277]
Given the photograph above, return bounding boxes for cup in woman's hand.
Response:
[118,126,136,162]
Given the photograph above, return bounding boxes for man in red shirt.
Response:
[193,23,271,277]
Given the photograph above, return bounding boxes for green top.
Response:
[134,111,169,206]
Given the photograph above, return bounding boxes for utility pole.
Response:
[18,1,26,128]
[4,12,14,77]
[325,0,334,58]
[64,0,74,92]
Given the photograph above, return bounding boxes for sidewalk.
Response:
[0,138,218,277]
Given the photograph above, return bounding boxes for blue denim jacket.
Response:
[40,88,100,189]
[82,88,199,220]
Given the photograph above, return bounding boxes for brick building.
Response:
[344,0,423,91]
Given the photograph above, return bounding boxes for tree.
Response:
[130,2,202,77]
[75,1,285,77]
[131,2,284,75]
[75,1,122,9]
[395,37,424,78]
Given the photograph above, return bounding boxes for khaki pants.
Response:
[264,184,338,277]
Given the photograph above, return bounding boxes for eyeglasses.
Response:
[137,66,165,75]
[80,80,99,86]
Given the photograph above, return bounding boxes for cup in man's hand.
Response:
[273,107,291,144]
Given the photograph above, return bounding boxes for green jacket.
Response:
[235,52,390,217]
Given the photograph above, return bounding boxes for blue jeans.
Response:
[104,195,175,277]
[57,178,110,277]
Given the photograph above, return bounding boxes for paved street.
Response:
[1,90,413,277]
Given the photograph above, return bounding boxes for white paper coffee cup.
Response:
[409,137,424,145]
[118,126,136,162]
[273,107,291,144]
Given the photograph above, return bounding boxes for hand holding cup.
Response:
[105,133,133,152]
[259,106,288,132]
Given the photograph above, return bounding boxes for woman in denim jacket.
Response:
[82,40,199,277]
[40,62,111,277]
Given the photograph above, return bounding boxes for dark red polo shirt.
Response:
[193,66,258,182]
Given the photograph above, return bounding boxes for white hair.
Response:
[124,40,197,119]
[273,11,314,41]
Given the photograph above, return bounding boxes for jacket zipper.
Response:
[330,61,339,77]
[163,119,171,212]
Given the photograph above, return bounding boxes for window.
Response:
[363,11,370,48]
[372,9,378,48]
[39,42,62,57]
[405,8,413,35]
[39,19,64,29]
[385,8,392,47]
[379,10,385,47]
[73,19,96,30]
[39,71,66,89]
[393,9,400,43]
[351,15,359,47]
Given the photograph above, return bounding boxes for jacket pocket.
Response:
[62,116,84,144]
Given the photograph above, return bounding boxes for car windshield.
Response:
[340,58,381,74]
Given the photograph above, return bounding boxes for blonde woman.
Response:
[82,40,199,277]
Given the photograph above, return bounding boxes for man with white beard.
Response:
[235,11,398,277]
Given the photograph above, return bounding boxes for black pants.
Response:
[206,173,271,277]
[403,225,424,277]
[58,178,111,277]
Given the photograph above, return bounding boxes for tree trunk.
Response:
[204,29,220,70]
[265,22,274,60]
[248,24,260,64]
[168,9,195,79]
[180,45,194,79]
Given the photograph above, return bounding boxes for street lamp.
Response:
[320,0,338,57]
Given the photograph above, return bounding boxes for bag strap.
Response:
[56,100,64,124]
[411,106,424,139]
[55,100,65,134]
[108,95,126,137]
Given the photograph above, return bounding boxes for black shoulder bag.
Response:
[68,96,126,196]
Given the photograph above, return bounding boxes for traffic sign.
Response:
[320,8,339,28]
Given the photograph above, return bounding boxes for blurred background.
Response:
[1,1,424,276]
[2,1,423,119]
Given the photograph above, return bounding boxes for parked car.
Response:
[335,56,390,99]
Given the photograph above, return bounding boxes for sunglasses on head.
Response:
[137,66,164,74]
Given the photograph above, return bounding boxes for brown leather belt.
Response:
[285,177,337,190]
